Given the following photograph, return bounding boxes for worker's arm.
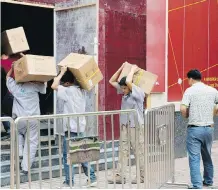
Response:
[126,65,139,91]
[109,63,125,89]
[51,66,67,90]
[180,105,189,118]
[6,65,13,80]
[180,89,190,118]
[214,104,218,116]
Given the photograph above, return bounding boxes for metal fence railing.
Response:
[1,105,188,189]
[0,117,15,189]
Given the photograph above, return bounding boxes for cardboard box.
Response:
[58,53,103,91]
[133,69,158,96]
[14,54,57,82]
[1,27,30,55]
[117,62,132,82]
[118,62,158,95]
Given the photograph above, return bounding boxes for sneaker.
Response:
[188,186,199,189]
[203,181,213,187]
[108,174,126,184]
[58,181,74,189]
[131,177,144,184]
[83,180,97,187]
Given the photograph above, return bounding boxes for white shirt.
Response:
[118,84,145,127]
[181,82,218,126]
[57,85,86,133]
[6,77,46,119]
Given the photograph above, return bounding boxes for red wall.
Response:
[168,0,218,102]
[146,0,167,92]
[98,0,146,140]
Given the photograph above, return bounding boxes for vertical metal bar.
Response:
[27,120,31,189]
[157,110,161,187]
[38,120,42,189]
[48,119,52,188]
[10,120,15,189]
[68,117,73,189]
[79,164,82,188]
[96,160,100,189]
[151,110,155,188]
[88,162,91,186]
[77,117,82,188]
[103,115,108,189]
[120,114,124,189]
[163,108,166,185]
[147,112,150,189]
[58,134,63,189]
[144,110,148,189]
[134,112,140,189]
[160,110,163,187]
[15,121,20,189]
[171,106,175,183]
[111,115,116,189]
[127,113,132,189]
[161,109,164,186]
[154,109,157,188]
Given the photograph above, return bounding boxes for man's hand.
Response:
[61,66,67,74]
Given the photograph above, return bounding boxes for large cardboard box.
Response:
[14,54,57,82]
[58,53,103,91]
[117,62,132,82]
[1,27,30,55]
[118,62,158,96]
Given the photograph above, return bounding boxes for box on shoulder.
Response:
[14,54,57,83]
[1,27,29,55]
[58,53,103,91]
[117,62,158,96]
[133,69,158,96]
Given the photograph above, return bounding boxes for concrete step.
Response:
[1,136,55,150]
[1,146,59,162]
[1,140,120,161]
[1,147,120,173]
[1,155,136,187]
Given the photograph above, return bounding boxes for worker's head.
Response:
[187,69,202,86]
[118,77,130,95]
[60,69,75,87]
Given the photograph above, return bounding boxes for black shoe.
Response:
[188,186,199,189]
[21,170,28,175]
[203,181,213,187]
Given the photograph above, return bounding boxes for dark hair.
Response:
[118,77,127,86]
[187,69,202,80]
[60,69,75,84]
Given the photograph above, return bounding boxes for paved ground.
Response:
[8,141,218,189]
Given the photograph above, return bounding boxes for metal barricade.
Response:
[144,104,188,189]
[12,109,138,189]
[0,117,15,189]
[10,105,188,189]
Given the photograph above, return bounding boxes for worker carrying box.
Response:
[1,27,29,55]
[58,53,103,91]
[118,62,158,96]
[13,54,57,82]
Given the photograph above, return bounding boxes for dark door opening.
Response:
[1,2,54,115]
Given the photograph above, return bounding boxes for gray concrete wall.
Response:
[174,112,218,158]
[55,0,97,136]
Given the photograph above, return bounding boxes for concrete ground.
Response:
[7,141,218,189]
